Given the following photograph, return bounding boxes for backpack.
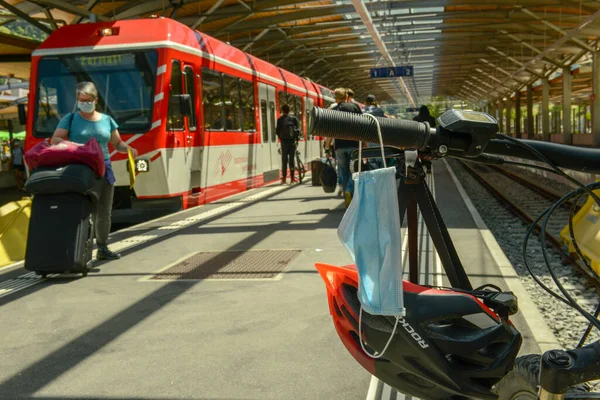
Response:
[319,158,337,193]
[277,115,300,140]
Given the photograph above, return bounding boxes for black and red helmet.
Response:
[315,263,522,399]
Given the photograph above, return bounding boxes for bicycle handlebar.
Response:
[309,107,600,173]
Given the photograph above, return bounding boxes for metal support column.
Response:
[563,67,572,145]
[505,101,512,136]
[527,85,534,139]
[542,79,550,141]
[593,51,600,146]
[498,101,504,133]
[515,91,522,138]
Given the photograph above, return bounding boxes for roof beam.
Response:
[0,0,53,34]
[28,0,110,21]
[43,8,58,30]
[190,0,228,29]
[242,28,270,52]
[489,10,600,99]
[210,5,356,34]
[497,30,566,69]
[519,7,595,53]
[74,0,100,24]
[486,46,545,78]
[351,0,415,106]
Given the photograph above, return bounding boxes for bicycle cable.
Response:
[491,136,600,334]
[540,184,600,332]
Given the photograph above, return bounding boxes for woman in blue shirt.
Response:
[51,81,138,261]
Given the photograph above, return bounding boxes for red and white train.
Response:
[23,17,336,214]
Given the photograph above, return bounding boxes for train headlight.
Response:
[135,159,149,173]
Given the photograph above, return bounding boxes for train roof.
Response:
[32,17,323,98]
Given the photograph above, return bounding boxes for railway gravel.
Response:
[446,158,600,354]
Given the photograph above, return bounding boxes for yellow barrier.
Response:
[0,198,31,268]
[560,189,600,275]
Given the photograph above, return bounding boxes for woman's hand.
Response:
[129,147,138,157]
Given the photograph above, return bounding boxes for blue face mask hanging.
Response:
[337,113,404,359]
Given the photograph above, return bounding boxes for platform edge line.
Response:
[442,158,561,353]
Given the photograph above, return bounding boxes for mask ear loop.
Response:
[356,113,399,359]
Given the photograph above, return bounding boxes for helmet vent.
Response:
[340,304,358,330]
[332,297,343,318]
[445,354,487,371]
[349,330,378,356]
[477,341,508,359]
[397,372,436,389]
[424,316,492,340]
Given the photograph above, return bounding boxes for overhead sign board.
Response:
[370,66,414,78]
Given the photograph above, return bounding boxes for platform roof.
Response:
[1,0,600,109]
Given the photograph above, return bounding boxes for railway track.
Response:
[457,160,600,291]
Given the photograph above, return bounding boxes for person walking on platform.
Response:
[347,88,358,105]
[324,88,362,208]
[363,94,385,117]
[276,104,300,184]
[11,139,25,191]
[363,95,387,169]
[51,81,138,261]
[413,105,436,127]
[413,105,436,173]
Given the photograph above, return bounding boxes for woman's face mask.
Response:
[77,99,95,113]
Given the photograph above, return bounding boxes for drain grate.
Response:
[151,250,301,280]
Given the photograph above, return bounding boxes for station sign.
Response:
[370,66,414,78]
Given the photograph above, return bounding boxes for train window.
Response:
[269,101,276,142]
[260,100,268,142]
[168,60,184,130]
[278,90,287,111]
[202,68,222,130]
[239,79,255,131]
[291,95,303,135]
[223,74,241,131]
[183,66,196,131]
[33,51,159,137]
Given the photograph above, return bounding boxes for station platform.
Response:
[0,160,559,400]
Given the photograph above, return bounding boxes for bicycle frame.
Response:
[539,340,600,399]
[349,146,600,398]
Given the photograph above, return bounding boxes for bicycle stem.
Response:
[539,339,600,397]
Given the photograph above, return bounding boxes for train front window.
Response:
[34,50,158,137]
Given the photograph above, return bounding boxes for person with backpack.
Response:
[51,81,138,261]
[276,104,300,184]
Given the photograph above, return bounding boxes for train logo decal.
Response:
[213,150,233,177]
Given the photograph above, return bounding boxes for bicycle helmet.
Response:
[315,263,522,400]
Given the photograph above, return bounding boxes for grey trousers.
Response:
[93,178,114,246]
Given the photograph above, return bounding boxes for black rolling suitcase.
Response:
[23,164,101,278]
[25,193,94,277]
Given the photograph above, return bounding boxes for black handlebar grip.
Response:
[309,107,431,150]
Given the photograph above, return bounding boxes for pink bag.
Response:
[25,138,106,177]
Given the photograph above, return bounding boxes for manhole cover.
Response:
[151,250,301,280]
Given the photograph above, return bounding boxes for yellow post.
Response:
[560,187,600,275]
[0,198,32,268]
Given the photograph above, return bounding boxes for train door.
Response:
[258,82,279,179]
[305,96,315,160]
[182,65,202,192]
